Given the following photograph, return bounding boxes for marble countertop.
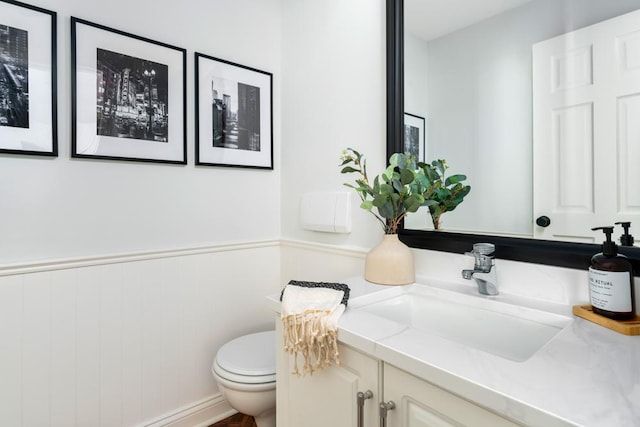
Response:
[273,277,640,427]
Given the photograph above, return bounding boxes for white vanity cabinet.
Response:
[276,344,521,427]
[275,320,380,427]
[276,314,519,427]
[382,364,520,427]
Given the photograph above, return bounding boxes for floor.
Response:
[209,413,257,427]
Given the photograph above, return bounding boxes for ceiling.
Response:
[404,0,535,41]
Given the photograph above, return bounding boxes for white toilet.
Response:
[211,330,276,427]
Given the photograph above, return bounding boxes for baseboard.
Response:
[144,394,236,427]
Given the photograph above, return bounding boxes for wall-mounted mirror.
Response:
[386,0,640,271]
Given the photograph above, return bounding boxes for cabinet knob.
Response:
[536,216,551,227]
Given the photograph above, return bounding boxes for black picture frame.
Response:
[71,17,187,164]
[194,52,273,169]
[404,112,425,162]
[0,0,57,156]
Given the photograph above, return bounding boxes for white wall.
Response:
[280,0,388,251]
[0,0,282,265]
[425,12,532,236]
[404,32,429,132]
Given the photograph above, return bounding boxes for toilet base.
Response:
[216,383,276,427]
[254,409,276,427]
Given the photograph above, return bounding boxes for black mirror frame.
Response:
[385,0,640,274]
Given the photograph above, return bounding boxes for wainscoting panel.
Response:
[1,274,23,427]
[0,242,281,427]
[280,239,366,283]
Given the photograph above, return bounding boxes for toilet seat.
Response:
[213,330,276,385]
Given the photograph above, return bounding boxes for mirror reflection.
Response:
[403,0,640,245]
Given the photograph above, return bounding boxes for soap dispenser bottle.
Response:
[616,221,635,247]
[589,226,635,320]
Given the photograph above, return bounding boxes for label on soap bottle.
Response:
[588,268,632,312]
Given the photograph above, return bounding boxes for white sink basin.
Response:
[355,284,572,362]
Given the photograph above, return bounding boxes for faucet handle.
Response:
[471,243,495,256]
[465,243,495,269]
[465,243,495,258]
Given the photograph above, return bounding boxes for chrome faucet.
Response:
[462,243,498,295]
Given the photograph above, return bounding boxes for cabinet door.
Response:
[276,319,379,427]
[384,364,520,427]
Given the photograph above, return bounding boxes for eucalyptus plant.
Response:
[340,148,425,234]
[416,159,471,230]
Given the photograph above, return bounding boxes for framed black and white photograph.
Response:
[195,52,273,169]
[0,0,57,156]
[71,17,186,164]
[404,113,425,162]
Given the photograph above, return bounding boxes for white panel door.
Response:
[533,9,640,243]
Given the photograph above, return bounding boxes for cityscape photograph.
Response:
[404,123,420,159]
[96,48,169,142]
[0,23,29,128]
[211,77,261,151]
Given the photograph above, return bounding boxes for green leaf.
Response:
[389,193,401,212]
[389,153,400,167]
[379,183,394,195]
[383,164,396,181]
[413,172,430,193]
[341,166,359,174]
[372,194,388,208]
[444,174,467,186]
[391,178,403,193]
[436,188,450,199]
[377,201,395,219]
[404,194,424,212]
[400,168,415,186]
[432,159,445,175]
[422,165,439,183]
[360,200,374,211]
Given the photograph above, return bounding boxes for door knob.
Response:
[536,216,551,227]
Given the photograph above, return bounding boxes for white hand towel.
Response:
[281,285,346,376]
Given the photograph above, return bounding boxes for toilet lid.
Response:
[216,330,276,378]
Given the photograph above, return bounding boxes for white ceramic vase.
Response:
[364,234,415,285]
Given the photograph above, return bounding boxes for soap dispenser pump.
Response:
[589,226,635,319]
[616,221,635,246]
